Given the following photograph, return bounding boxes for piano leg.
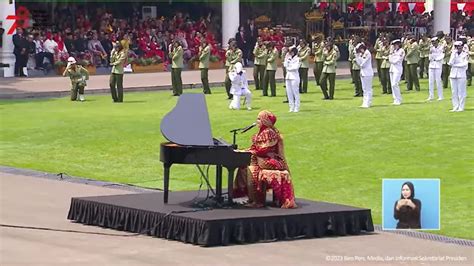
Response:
[163,163,171,203]
[215,165,223,203]
[227,167,236,204]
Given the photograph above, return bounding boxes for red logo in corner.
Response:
[6,6,31,35]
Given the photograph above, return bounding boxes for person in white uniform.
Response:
[427,37,444,101]
[283,46,301,112]
[229,62,252,110]
[354,43,374,108]
[448,41,468,112]
[389,39,405,105]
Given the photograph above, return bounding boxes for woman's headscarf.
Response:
[257,110,277,130]
[400,181,415,199]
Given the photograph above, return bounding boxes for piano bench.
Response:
[259,169,290,208]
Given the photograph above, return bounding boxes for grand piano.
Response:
[160,94,251,204]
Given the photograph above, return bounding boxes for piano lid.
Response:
[160,94,214,146]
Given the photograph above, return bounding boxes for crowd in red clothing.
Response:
[20,5,225,68]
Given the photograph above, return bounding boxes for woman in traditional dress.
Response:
[233,110,297,209]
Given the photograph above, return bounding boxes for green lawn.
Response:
[1,78,473,239]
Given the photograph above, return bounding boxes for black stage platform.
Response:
[67,191,374,246]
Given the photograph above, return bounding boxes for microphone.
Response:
[240,122,257,133]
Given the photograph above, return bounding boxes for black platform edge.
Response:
[67,196,374,247]
[4,166,473,246]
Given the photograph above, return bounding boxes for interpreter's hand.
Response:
[405,199,416,209]
[396,199,405,210]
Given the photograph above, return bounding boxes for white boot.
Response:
[79,94,85,102]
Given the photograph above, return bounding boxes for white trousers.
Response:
[428,68,443,100]
[449,77,467,111]
[229,91,252,110]
[285,79,300,112]
[390,71,403,104]
[361,76,373,107]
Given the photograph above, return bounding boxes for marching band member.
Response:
[253,37,267,91]
[169,40,183,96]
[198,39,211,94]
[389,39,405,105]
[442,36,453,89]
[297,39,310,93]
[406,36,420,91]
[349,37,362,97]
[380,38,392,94]
[284,46,301,112]
[312,35,324,86]
[263,42,278,97]
[354,43,374,108]
[109,41,127,102]
[63,56,89,102]
[448,41,469,112]
[418,34,430,79]
[427,37,444,101]
[319,39,338,100]
[229,62,252,111]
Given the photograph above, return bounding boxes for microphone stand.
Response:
[229,128,240,149]
[229,124,256,149]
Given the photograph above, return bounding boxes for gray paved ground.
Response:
[1,172,472,266]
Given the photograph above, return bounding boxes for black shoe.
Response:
[227,96,233,100]
[382,92,387,94]
[354,94,361,97]
[283,100,289,103]
[322,97,330,100]
[173,93,180,96]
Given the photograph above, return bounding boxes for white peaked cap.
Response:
[234,62,243,73]
[67,57,76,64]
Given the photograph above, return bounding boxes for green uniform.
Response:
[253,44,267,90]
[442,41,452,89]
[199,45,211,94]
[468,39,474,86]
[374,37,383,85]
[110,49,127,102]
[282,46,289,84]
[402,38,410,80]
[348,40,355,83]
[380,44,392,94]
[224,49,232,98]
[263,48,278,96]
[320,47,338,99]
[170,46,183,96]
[63,65,89,101]
[312,41,324,86]
[418,38,430,78]
[350,47,362,97]
[298,45,310,93]
[405,41,420,91]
